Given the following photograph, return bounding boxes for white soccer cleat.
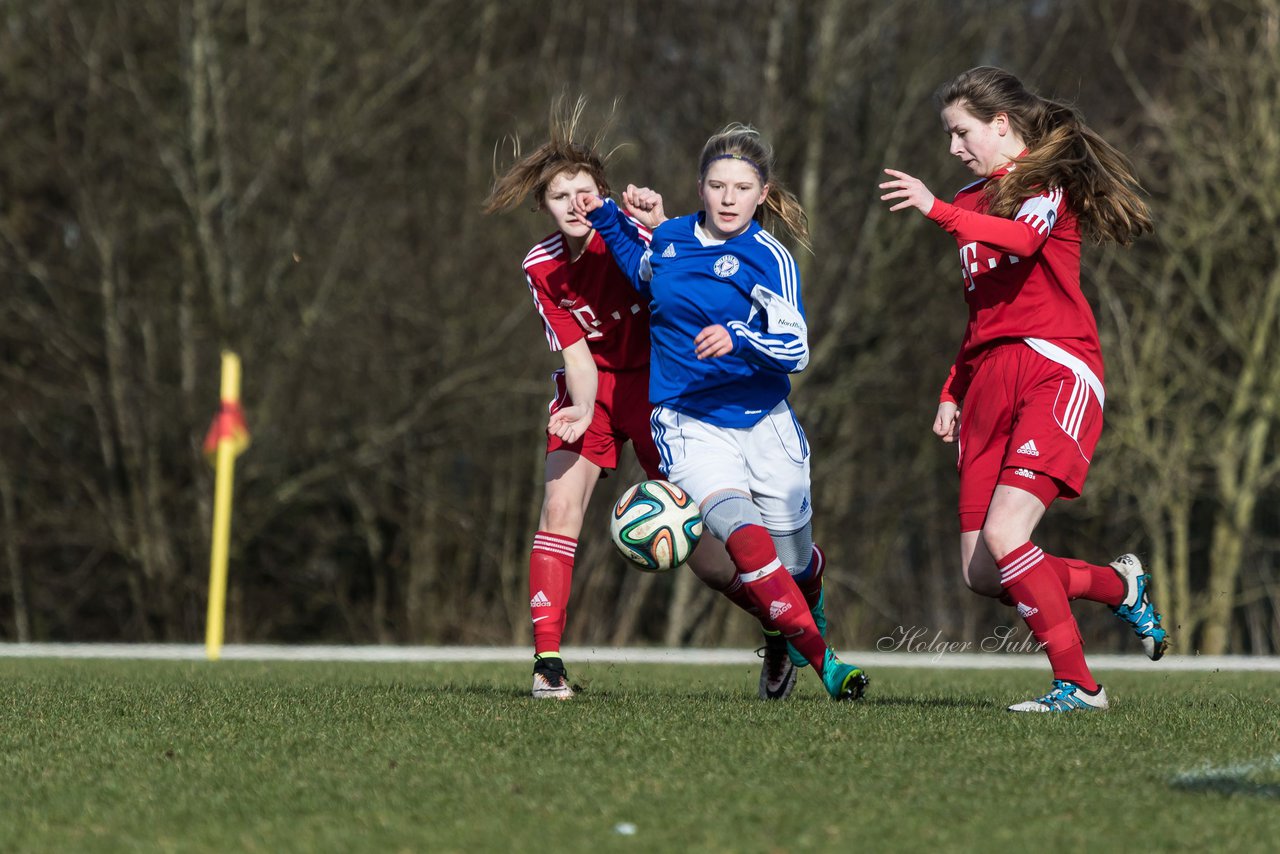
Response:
[1109,553,1170,661]
[531,656,575,700]
[1008,680,1108,713]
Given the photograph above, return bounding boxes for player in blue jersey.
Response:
[576,124,868,701]
[486,103,820,701]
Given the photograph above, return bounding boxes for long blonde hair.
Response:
[698,124,810,250]
[935,67,1153,245]
[483,96,613,214]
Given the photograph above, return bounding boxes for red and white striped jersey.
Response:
[523,224,652,372]
[927,166,1104,406]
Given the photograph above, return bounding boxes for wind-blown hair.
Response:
[483,96,613,214]
[935,67,1153,245]
[698,124,810,250]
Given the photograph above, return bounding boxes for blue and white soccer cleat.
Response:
[757,631,798,700]
[786,587,827,669]
[1110,553,1170,660]
[1007,680,1109,713]
[820,648,868,701]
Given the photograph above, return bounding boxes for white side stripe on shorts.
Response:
[999,545,1044,586]
[650,406,673,473]
[1023,338,1105,406]
[1059,372,1088,438]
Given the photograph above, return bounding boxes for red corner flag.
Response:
[202,400,250,459]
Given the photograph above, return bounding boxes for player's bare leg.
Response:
[539,450,601,535]
[979,486,1105,711]
[685,533,736,588]
[530,451,600,699]
[960,530,1003,599]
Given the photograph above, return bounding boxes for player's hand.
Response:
[933,401,960,443]
[694,325,733,360]
[548,404,593,443]
[572,192,605,218]
[622,184,667,228]
[879,168,937,215]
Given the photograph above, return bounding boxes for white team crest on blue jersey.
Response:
[713,255,740,277]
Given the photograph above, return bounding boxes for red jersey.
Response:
[927,167,1104,407]
[523,225,652,372]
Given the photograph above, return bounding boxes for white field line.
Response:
[0,643,1278,671]
[1171,754,1280,797]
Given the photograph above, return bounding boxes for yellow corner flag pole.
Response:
[204,351,250,661]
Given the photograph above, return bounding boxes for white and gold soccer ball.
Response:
[609,480,703,572]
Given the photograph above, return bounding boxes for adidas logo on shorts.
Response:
[1016,602,1040,619]
[530,590,552,608]
[768,600,792,620]
[1016,439,1041,457]
[1014,468,1036,479]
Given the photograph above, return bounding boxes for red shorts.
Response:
[546,367,662,479]
[956,343,1103,531]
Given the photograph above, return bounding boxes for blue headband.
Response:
[703,153,764,178]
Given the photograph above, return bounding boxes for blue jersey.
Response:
[588,199,808,427]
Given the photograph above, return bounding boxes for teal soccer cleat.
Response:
[1109,554,1170,660]
[820,648,868,701]
[1007,680,1109,712]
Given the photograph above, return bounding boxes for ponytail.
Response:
[936,67,1153,245]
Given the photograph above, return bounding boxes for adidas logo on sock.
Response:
[1016,602,1040,619]
[1014,468,1036,479]
[1016,439,1040,457]
[768,600,792,620]
[530,590,552,608]
[661,243,677,258]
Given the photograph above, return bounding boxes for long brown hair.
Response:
[935,67,1153,245]
[698,123,810,250]
[483,96,613,214]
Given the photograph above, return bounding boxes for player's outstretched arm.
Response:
[573,191,604,217]
[883,168,1058,257]
[621,184,667,230]
[579,196,653,293]
[879,168,937,214]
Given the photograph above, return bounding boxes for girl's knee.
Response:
[540,493,584,532]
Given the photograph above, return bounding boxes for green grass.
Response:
[1,658,1277,853]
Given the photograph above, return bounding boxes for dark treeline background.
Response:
[2,0,1278,654]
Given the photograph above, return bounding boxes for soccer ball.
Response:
[609,480,703,572]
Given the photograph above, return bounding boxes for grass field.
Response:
[1,657,1277,853]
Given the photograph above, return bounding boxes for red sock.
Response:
[1060,557,1124,605]
[725,525,826,669]
[719,576,775,630]
[1039,552,1124,605]
[998,542,1097,691]
[529,531,576,655]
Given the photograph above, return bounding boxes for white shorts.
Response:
[650,400,813,532]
